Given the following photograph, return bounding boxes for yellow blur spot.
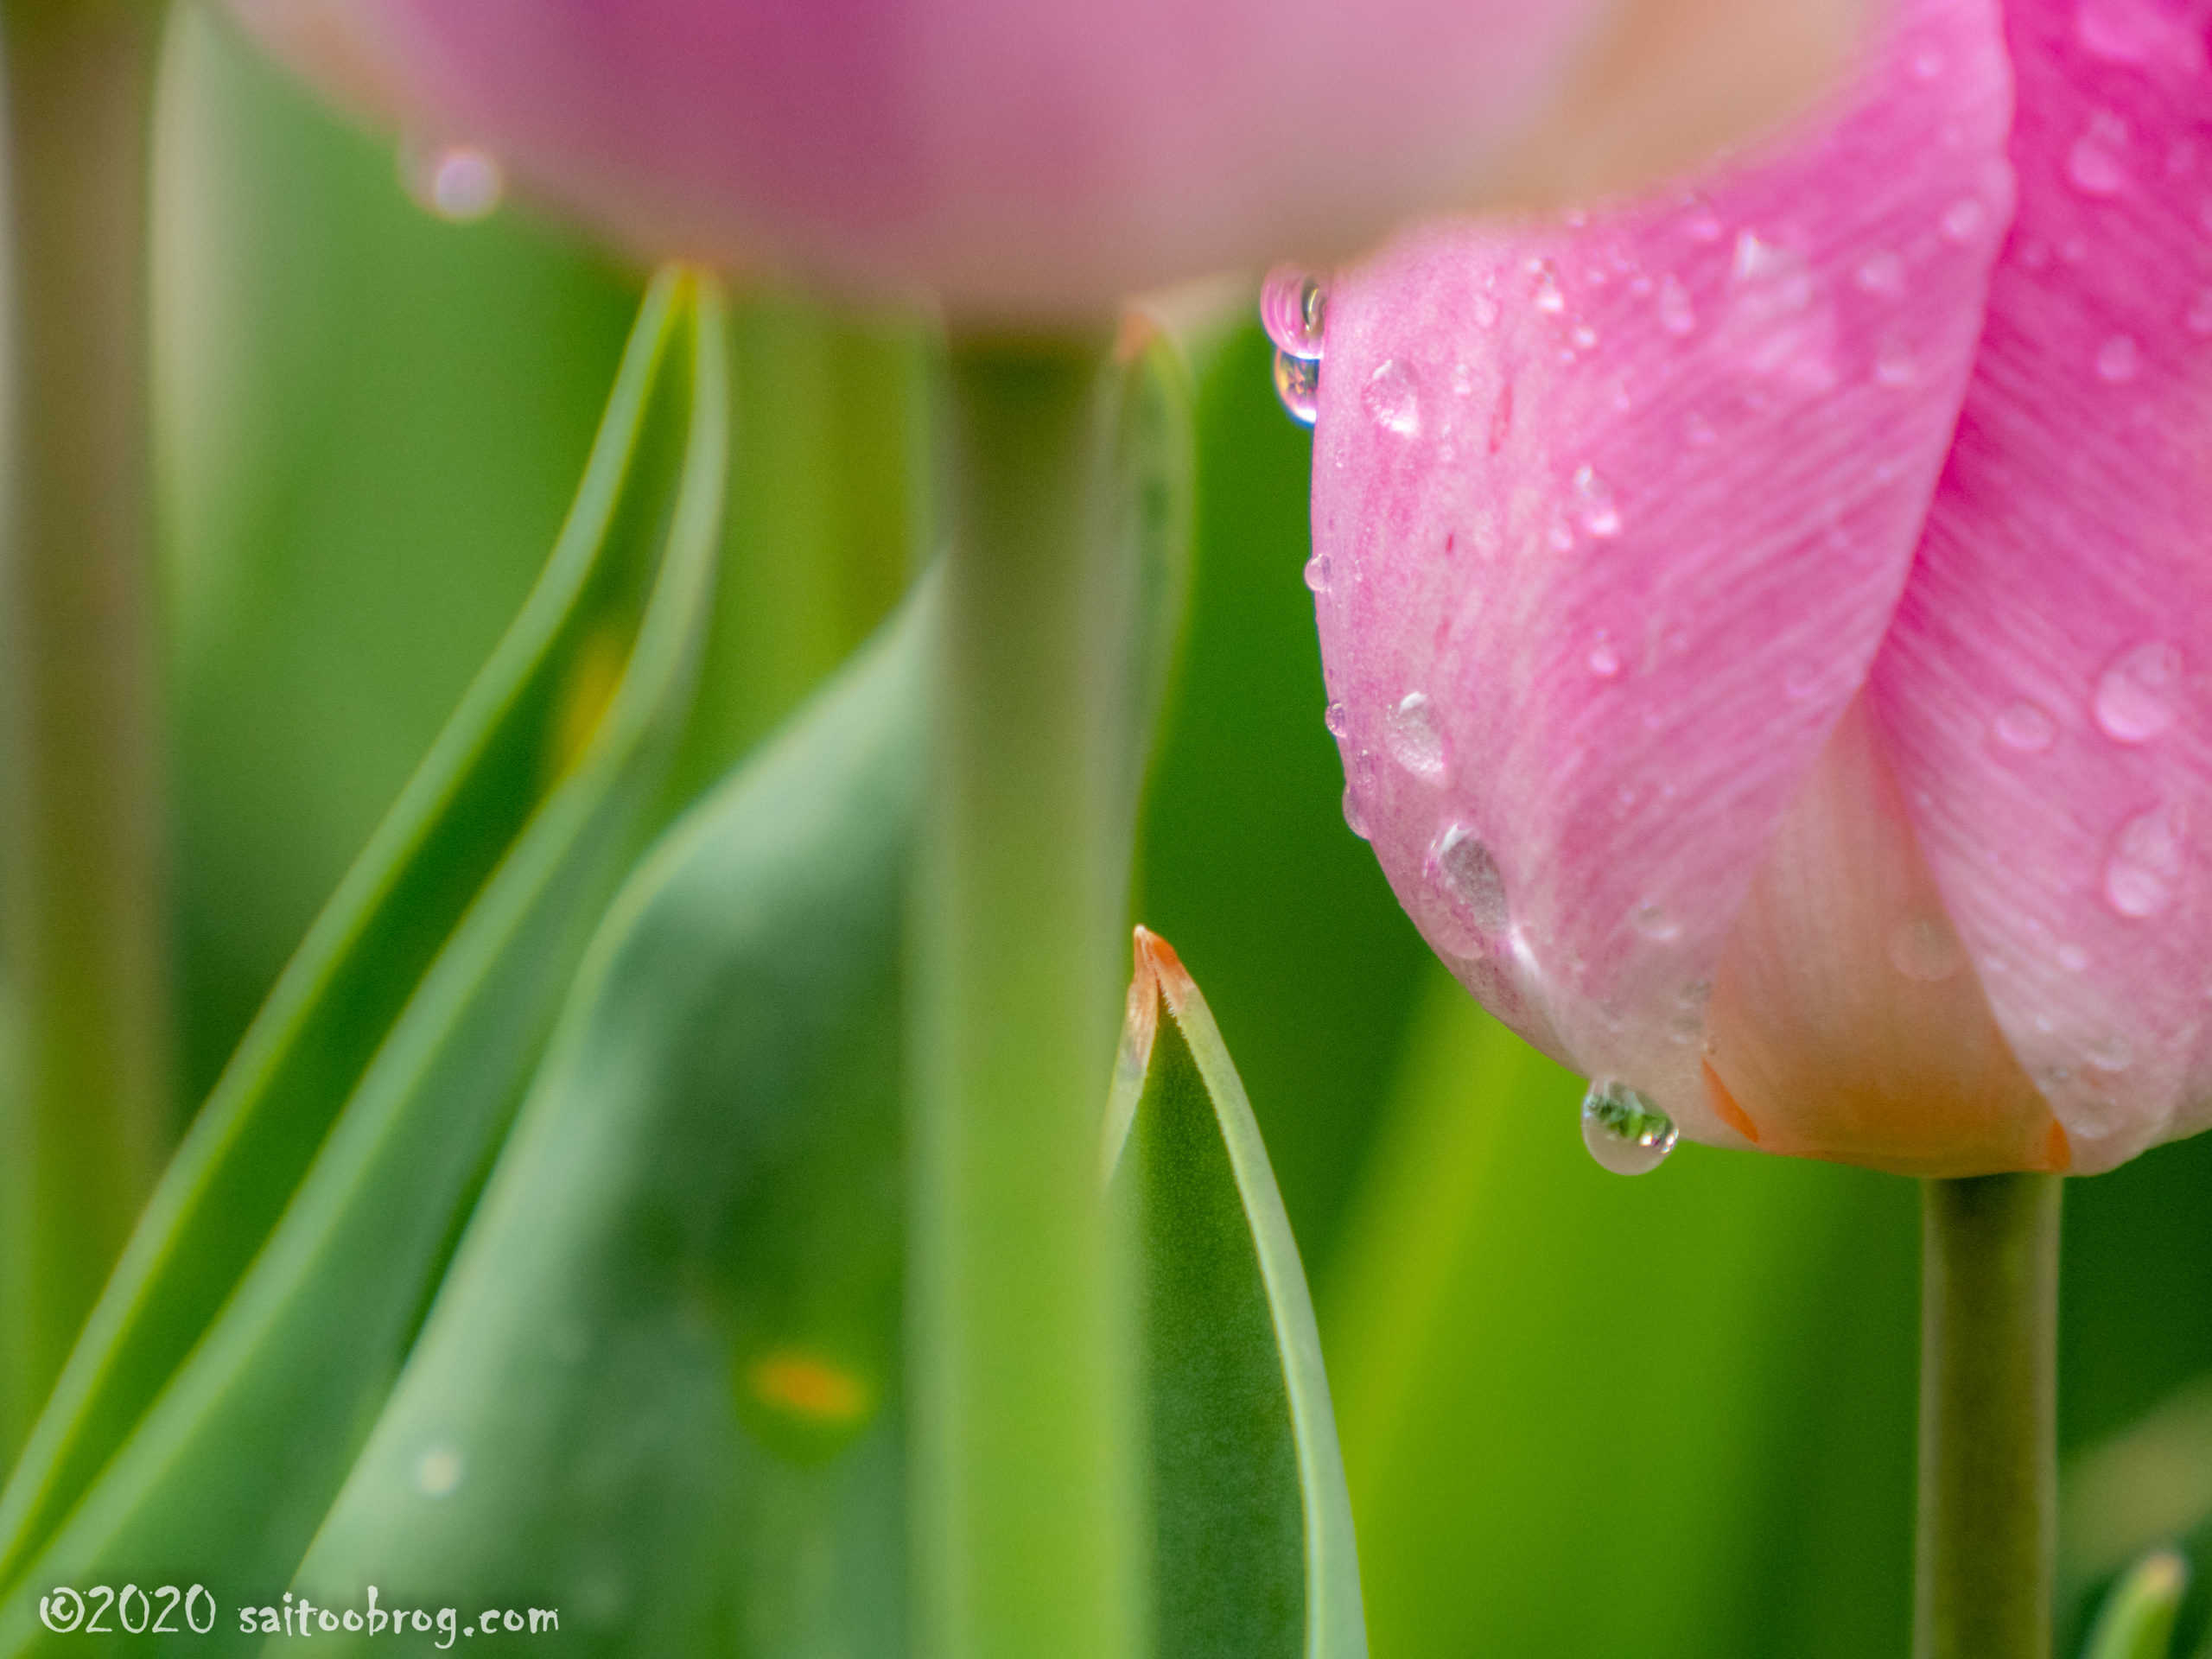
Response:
[547,626,628,784]
[746,1351,872,1424]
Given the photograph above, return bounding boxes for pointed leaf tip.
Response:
[2083,1549,2190,1659]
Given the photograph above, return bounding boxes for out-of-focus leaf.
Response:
[0,273,727,1647]
[287,582,932,1656]
[1136,321,1431,1283]
[1106,928,1365,1659]
[1324,965,1918,1659]
[154,9,645,1109]
[2082,1551,2189,1659]
[2062,1377,2212,1643]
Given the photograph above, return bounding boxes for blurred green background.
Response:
[150,8,2212,1656]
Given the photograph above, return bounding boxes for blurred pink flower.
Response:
[1309,0,2212,1176]
[222,0,1872,320]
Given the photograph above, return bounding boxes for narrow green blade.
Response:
[1105,929,1367,1659]
[0,269,727,1645]
[2083,1551,2188,1659]
[284,582,932,1656]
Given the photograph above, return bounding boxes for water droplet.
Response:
[2068,111,2131,195]
[1888,912,1966,982]
[2189,290,2212,335]
[2077,0,2205,67]
[1302,553,1332,593]
[1259,265,1328,359]
[1580,1079,1678,1175]
[1630,900,1680,942]
[1874,336,1919,388]
[2106,804,2186,917]
[1342,781,1370,839]
[1424,823,1509,951]
[1942,197,1989,242]
[2060,943,2092,971]
[1324,700,1348,738]
[1856,251,1906,297]
[2088,1033,2134,1072]
[1272,350,1319,426]
[1656,276,1695,336]
[2094,640,2183,742]
[1684,411,1717,447]
[1530,257,1566,313]
[1363,359,1422,436]
[404,143,505,222]
[1386,690,1446,777]
[1681,196,1724,242]
[416,1446,465,1498]
[1995,701,2056,752]
[1570,322,1599,351]
[1587,633,1622,678]
[1910,43,1946,79]
[1573,464,1622,538]
[2095,334,2141,382]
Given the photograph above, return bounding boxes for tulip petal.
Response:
[1869,0,2212,1173]
[1311,0,2012,1144]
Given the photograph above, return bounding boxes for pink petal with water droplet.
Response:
[1870,0,2212,1173]
[1312,0,2013,1145]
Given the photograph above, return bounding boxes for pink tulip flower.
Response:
[1308,0,2212,1177]
[222,0,1872,319]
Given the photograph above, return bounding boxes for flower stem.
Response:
[0,0,174,1452]
[912,333,1141,1659]
[1916,1172,2059,1659]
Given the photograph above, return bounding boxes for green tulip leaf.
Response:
[1104,928,1367,1659]
[283,580,932,1656]
[2082,1550,2190,1659]
[0,269,728,1647]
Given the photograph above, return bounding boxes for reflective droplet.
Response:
[2095,334,2140,382]
[2077,0,2203,66]
[1656,275,1695,336]
[1363,359,1422,436]
[1530,257,1566,313]
[1942,197,1988,242]
[403,143,505,222]
[1342,782,1370,839]
[1259,265,1328,359]
[1272,350,1320,426]
[2060,943,2092,971]
[2106,804,2186,918]
[1324,700,1348,738]
[1995,701,2056,753]
[1573,464,1622,538]
[1587,633,1622,678]
[1888,912,1966,982]
[1386,690,1446,777]
[2068,111,2131,195]
[1302,553,1332,593]
[416,1446,465,1498]
[1630,900,1680,942]
[1856,251,1906,297]
[1910,43,1946,79]
[1426,823,1509,949]
[1874,336,1919,387]
[1580,1079,1678,1175]
[2094,640,2183,742]
[1681,196,1724,242]
[2088,1033,2134,1072]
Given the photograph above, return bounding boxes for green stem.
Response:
[1916,1173,2060,1659]
[912,333,1141,1659]
[0,0,174,1452]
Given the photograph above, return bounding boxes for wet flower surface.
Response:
[1308,0,2212,1176]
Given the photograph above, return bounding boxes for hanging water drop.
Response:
[2105,804,2185,918]
[1273,351,1321,427]
[1995,701,2056,753]
[1260,265,1329,360]
[1425,823,1509,950]
[1302,553,1332,593]
[1580,1080,1678,1175]
[1324,700,1348,738]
